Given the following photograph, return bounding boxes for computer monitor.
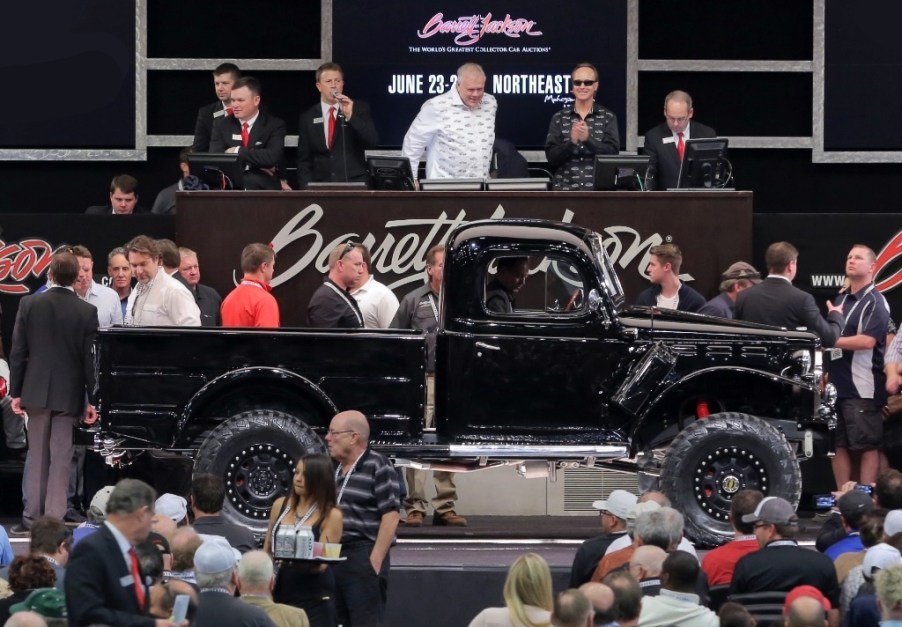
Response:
[676,137,730,189]
[187,153,245,190]
[593,155,651,191]
[367,156,415,190]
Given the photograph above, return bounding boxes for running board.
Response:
[448,444,628,458]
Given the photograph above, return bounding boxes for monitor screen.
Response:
[593,155,651,191]
[187,153,245,190]
[367,156,415,190]
[676,138,730,189]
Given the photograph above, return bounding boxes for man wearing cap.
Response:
[698,261,761,319]
[847,543,902,626]
[569,490,637,588]
[326,410,400,627]
[66,479,180,627]
[193,538,275,627]
[604,491,698,559]
[8,588,67,624]
[155,494,188,527]
[824,490,875,560]
[783,586,830,627]
[700,489,763,586]
[730,496,840,621]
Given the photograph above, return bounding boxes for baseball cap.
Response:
[10,588,67,618]
[592,490,638,520]
[783,585,831,614]
[89,485,115,519]
[863,543,902,579]
[155,493,188,523]
[194,536,237,574]
[838,490,874,524]
[722,261,761,283]
[885,510,902,537]
[741,496,798,525]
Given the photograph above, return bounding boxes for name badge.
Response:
[213,109,226,118]
[120,574,135,587]
[232,134,243,141]
[662,137,676,145]
[313,117,324,124]
[830,348,843,361]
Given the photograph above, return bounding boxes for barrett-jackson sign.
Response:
[176,190,754,328]
[0,216,174,354]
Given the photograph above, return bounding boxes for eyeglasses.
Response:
[573,80,596,87]
[327,429,355,437]
[339,240,359,261]
[753,522,771,529]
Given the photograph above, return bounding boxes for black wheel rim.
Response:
[225,443,294,521]
[692,444,769,523]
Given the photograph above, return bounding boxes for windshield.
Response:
[589,232,625,312]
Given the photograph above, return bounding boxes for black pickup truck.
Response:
[90,219,835,546]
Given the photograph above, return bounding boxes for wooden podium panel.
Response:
[177,190,752,327]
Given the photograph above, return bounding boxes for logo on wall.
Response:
[875,230,902,294]
[0,238,53,294]
[265,204,666,292]
[417,12,543,46]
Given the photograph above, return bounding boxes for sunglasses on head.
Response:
[339,240,359,260]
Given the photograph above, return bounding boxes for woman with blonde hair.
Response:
[468,552,553,627]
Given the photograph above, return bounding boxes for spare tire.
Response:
[660,412,802,548]
[193,409,327,533]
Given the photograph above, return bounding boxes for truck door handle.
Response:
[475,341,501,351]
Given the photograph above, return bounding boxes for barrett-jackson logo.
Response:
[417,12,543,46]
[0,239,53,294]
[875,229,902,293]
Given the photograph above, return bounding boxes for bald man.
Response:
[326,410,400,627]
[784,595,828,627]
[578,582,617,625]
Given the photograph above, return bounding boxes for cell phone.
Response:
[856,484,875,495]
[812,494,836,509]
[171,594,189,624]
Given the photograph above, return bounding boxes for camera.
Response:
[811,484,874,509]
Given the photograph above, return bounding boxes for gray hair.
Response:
[196,568,234,589]
[457,62,485,81]
[237,550,274,586]
[106,479,156,516]
[635,507,684,550]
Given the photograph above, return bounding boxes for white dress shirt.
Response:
[402,87,497,181]
[85,280,124,328]
[352,276,400,329]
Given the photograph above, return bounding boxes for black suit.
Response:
[65,523,155,627]
[193,101,229,152]
[296,101,378,188]
[195,591,274,627]
[642,121,716,190]
[210,111,287,190]
[734,276,844,346]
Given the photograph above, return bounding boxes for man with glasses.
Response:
[642,90,717,191]
[307,241,365,328]
[221,243,279,328]
[544,62,620,191]
[730,496,840,621]
[326,410,400,627]
[569,489,637,588]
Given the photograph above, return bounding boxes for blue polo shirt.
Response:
[824,531,863,560]
[827,283,890,403]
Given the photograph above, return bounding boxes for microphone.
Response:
[331,88,343,118]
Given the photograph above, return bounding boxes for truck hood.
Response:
[620,305,819,341]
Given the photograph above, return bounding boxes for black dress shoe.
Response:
[64,510,87,524]
[9,523,30,536]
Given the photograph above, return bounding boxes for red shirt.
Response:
[221,277,280,327]
[701,536,759,586]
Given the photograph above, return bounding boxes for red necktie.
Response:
[677,132,685,161]
[328,106,336,149]
[129,548,146,610]
[241,122,250,147]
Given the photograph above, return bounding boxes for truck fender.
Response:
[627,365,814,456]
[175,366,338,439]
